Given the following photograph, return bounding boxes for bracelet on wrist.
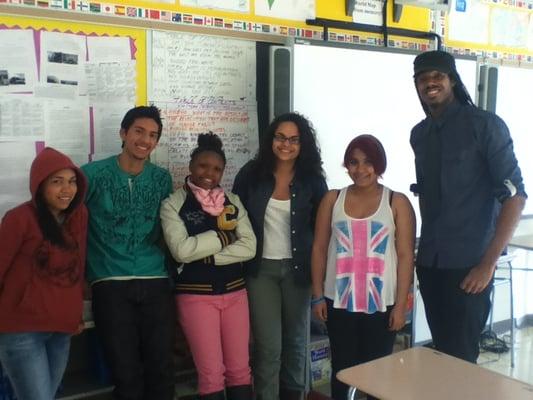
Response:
[310,296,325,306]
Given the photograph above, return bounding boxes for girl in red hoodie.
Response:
[0,147,88,400]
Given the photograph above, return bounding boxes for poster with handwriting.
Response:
[149,30,258,190]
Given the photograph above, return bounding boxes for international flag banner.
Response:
[288,27,296,36]
[23,0,36,6]
[137,7,145,17]
[337,34,345,42]
[204,16,213,26]
[115,5,125,15]
[76,0,89,11]
[313,31,322,40]
[233,21,243,30]
[280,26,288,35]
[126,7,137,17]
[214,18,223,27]
[66,0,75,9]
[387,39,395,47]
[328,32,337,41]
[37,0,49,7]
[304,29,312,38]
[149,9,160,19]
[101,3,113,13]
[172,13,182,22]
[252,23,262,32]
[160,11,171,21]
[224,22,233,29]
[0,0,8,4]
[183,14,193,23]
[10,0,22,4]
[194,16,204,25]
[261,24,270,33]
[50,0,62,7]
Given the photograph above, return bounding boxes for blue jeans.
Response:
[0,332,71,400]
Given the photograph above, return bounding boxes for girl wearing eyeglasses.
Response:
[233,112,327,400]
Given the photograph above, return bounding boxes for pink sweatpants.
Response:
[176,289,252,395]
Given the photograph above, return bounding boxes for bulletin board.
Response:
[0,14,145,218]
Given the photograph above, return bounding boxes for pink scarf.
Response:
[186,178,225,216]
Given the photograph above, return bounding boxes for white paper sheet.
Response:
[0,141,36,219]
[448,0,489,44]
[254,0,315,21]
[93,103,132,155]
[352,0,384,26]
[0,95,45,141]
[44,100,90,154]
[85,61,136,105]
[0,29,38,94]
[490,8,528,48]
[151,31,255,103]
[40,31,87,96]
[87,36,132,62]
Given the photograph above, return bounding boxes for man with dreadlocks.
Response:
[410,50,527,363]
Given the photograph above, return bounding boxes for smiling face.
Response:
[189,151,225,190]
[346,148,378,188]
[272,121,301,163]
[41,168,78,218]
[120,117,160,162]
[416,70,456,117]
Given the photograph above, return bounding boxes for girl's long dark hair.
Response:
[251,112,324,179]
[35,183,80,248]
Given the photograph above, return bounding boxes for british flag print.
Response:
[333,220,389,313]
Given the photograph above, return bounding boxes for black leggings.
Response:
[325,299,396,400]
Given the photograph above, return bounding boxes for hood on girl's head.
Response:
[29,147,87,209]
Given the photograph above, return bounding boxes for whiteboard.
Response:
[496,66,533,216]
[292,43,478,236]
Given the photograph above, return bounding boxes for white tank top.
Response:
[262,198,292,259]
[324,186,397,313]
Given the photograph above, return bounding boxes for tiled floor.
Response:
[478,326,533,385]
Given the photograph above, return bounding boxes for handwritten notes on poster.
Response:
[150,31,258,189]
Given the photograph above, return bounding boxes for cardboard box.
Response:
[309,335,331,388]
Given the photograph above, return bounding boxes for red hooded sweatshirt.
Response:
[0,147,88,334]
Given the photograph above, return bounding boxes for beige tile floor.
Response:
[478,326,533,385]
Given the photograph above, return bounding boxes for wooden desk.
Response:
[509,235,533,251]
[336,347,533,400]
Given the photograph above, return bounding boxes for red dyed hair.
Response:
[343,134,387,176]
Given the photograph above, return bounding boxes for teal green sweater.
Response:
[82,156,173,283]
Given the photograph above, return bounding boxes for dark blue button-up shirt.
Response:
[410,101,526,269]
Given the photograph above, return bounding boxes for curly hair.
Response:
[190,131,226,165]
[251,112,324,179]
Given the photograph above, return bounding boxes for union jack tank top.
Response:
[323,186,398,314]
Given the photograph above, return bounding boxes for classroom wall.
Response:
[2,0,532,62]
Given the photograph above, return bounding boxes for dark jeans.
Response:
[325,299,395,400]
[417,266,493,363]
[92,279,176,400]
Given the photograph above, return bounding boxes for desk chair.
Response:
[487,253,516,368]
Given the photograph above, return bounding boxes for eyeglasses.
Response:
[274,133,300,145]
